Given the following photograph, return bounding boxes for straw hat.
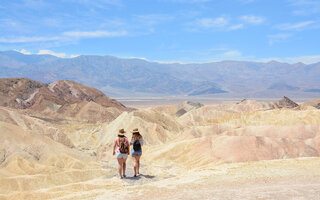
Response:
[118,128,126,136]
[131,128,139,133]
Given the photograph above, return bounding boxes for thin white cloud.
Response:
[127,57,148,61]
[0,36,61,43]
[37,50,66,58]
[292,10,308,15]
[221,50,242,58]
[161,0,210,3]
[203,48,245,61]
[70,54,80,58]
[268,33,292,39]
[14,49,71,58]
[99,19,126,28]
[66,0,123,7]
[228,24,244,30]
[260,55,320,64]
[275,21,315,30]
[63,30,128,38]
[0,29,128,44]
[289,0,320,15]
[195,17,229,29]
[17,0,50,10]
[208,47,229,51]
[290,0,318,5]
[135,14,174,26]
[14,49,31,55]
[239,0,257,3]
[189,15,264,32]
[268,33,292,45]
[42,18,62,28]
[240,15,265,24]
[0,19,20,29]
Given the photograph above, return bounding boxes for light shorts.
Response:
[116,152,128,159]
[131,149,142,157]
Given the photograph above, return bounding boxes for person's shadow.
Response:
[125,176,141,180]
[124,174,155,180]
[139,174,155,179]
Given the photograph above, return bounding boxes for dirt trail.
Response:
[95,157,320,200]
[1,154,320,200]
[132,177,320,200]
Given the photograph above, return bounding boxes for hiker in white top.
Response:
[130,128,144,177]
[113,129,130,179]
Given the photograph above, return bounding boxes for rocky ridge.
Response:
[0,78,127,122]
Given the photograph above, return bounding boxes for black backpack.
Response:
[133,140,141,151]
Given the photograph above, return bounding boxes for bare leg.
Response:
[123,158,127,177]
[136,155,141,174]
[117,158,123,178]
[132,156,138,176]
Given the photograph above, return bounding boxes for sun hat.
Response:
[118,128,126,136]
[131,128,139,133]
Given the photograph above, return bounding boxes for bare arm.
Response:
[127,141,130,155]
[113,141,116,155]
[130,137,133,145]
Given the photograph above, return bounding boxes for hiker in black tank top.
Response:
[130,128,144,177]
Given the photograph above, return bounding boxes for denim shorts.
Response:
[116,152,128,159]
[131,149,142,157]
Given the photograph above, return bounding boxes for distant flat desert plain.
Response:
[116,96,311,108]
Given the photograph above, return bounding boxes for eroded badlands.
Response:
[0,79,320,200]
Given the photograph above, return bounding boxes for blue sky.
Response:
[0,0,320,63]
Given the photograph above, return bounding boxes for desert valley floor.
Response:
[1,78,320,200]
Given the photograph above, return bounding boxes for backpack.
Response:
[119,137,129,154]
[133,140,141,151]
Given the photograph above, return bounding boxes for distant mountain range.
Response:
[1,51,320,98]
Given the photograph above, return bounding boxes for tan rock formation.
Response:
[0,78,127,122]
[0,106,74,147]
[304,97,320,109]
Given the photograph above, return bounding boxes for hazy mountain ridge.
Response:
[1,51,320,97]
